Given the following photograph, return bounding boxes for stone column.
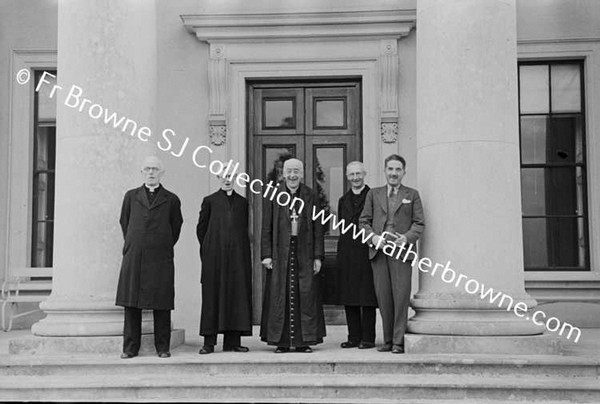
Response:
[406,0,555,353]
[31,0,157,337]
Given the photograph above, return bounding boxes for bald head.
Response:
[141,156,164,187]
[283,158,303,191]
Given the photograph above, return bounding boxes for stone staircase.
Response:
[1,343,599,403]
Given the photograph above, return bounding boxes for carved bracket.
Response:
[208,44,228,145]
[379,39,399,143]
[381,121,399,143]
[209,125,227,146]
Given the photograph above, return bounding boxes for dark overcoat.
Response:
[336,186,378,307]
[116,185,183,310]
[196,190,252,336]
[260,182,326,344]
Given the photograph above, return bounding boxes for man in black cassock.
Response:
[116,156,183,359]
[196,173,253,354]
[337,161,377,349]
[261,158,326,353]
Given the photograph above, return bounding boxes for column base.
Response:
[9,329,185,356]
[32,297,156,336]
[408,292,543,336]
[404,333,561,355]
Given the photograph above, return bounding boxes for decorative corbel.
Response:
[379,39,399,144]
[208,44,227,146]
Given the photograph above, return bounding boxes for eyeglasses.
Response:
[142,167,162,173]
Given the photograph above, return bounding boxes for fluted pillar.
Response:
[407,0,543,344]
[32,0,157,336]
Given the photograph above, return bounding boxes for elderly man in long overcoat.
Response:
[196,172,252,354]
[337,161,377,350]
[116,156,183,359]
[260,158,326,353]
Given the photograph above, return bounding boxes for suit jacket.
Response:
[358,184,425,261]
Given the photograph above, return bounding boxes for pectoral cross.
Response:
[290,208,299,236]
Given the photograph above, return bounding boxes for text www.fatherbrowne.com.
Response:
[311,207,582,343]
[25,70,582,344]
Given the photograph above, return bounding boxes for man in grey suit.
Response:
[359,154,424,354]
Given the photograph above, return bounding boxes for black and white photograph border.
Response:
[1,0,599,403]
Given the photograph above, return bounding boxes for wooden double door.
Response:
[247,79,362,322]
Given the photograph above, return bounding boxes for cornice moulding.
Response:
[181,10,416,42]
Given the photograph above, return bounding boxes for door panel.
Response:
[305,86,359,135]
[254,88,304,135]
[248,81,362,322]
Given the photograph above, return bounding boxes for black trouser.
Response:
[344,305,376,344]
[123,307,171,354]
[203,331,241,348]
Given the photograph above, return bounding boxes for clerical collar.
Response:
[286,185,300,196]
[145,184,160,193]
[221,189,233,197]
[351,185,366,195]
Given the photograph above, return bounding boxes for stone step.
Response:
[2,347,599,379]
[1,372,599,403]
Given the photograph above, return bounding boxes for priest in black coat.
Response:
[196,172,253,354]
[116,156,183,359]
[337,161,377,349]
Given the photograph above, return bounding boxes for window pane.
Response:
[521,168,545,215]
[264,147,294,183]
[36,126,56,170]
[315,99,345,128]
[549,116,583,164]
[547,217,586,268]
[314,147,345,235]
[264,99,294,128]
[32,221,54,268]
[523,218,548,268]
[520,116,547,164]
[36,71,57,121]
[520,65,549,114]
[545,167,580,215]
[551,64,581,113]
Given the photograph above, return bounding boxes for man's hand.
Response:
[371,234,383,249]
[262,258,273,270]
[394,233,407,247]
[313,259,322,275]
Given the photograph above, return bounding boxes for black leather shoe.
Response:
[358,342,375,349]
[199,345,214,354]
[391,345,405,354]
[120,352,137,359]
[377,343,393,352]
[223,345,249,352]
[274,346,290,353]
[157,351,171,358]
[295,346,313,353]
[340,341,360,348]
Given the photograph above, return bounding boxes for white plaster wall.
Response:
[517,0,600,41]
[0,0,58,277]
[0,0,58,328]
